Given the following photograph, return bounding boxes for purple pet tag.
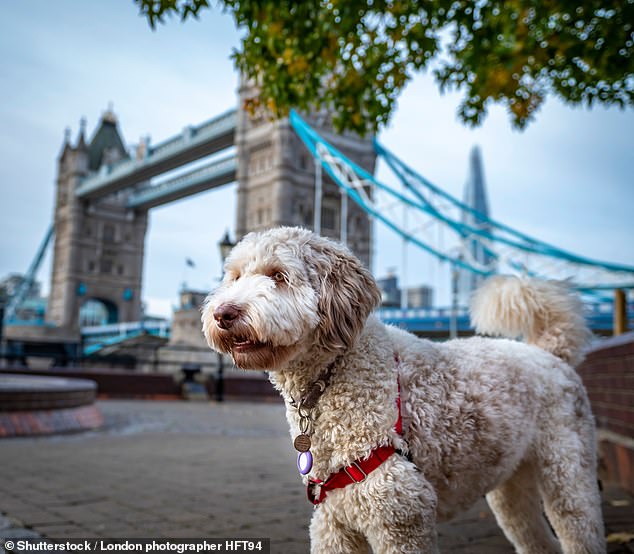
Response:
[297,451,313,475]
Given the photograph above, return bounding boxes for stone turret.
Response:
[235,79,376,267]
[47,109,148,329]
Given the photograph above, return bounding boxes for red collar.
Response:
[306,353,404,505]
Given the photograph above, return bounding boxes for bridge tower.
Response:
[235,82,376,267]
[48,109,148,329]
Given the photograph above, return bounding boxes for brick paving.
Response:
[0,400,633,553]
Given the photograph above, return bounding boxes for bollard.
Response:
[614,289,628,336]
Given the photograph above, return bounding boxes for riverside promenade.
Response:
[1,400,633,553]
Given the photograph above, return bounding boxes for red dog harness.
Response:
[306,356,404,505]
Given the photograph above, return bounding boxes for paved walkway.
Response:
[1,400,633,553]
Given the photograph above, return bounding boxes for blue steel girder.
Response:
[75,109,237,200]
[289,109,634,291]
[4,225,54,322]
[126,155,237,210]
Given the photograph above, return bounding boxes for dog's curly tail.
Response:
[470,275,592,367]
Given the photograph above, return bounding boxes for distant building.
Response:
[168,286,209,348]
[0,274,46,323]
[458,147,495,306]
[407,285,433,309]
[377,272,433,309]
[148,285,231,375]
[377,273,401,307]
[178,288,208,311]
[0,273,41,299]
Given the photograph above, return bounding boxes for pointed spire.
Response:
[87,105,129,170]
[58,126,72,160]
[135,135,150,161]
[76,117,88,150]
[102,102,117,124]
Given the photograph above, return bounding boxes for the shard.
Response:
[458,146,495,306]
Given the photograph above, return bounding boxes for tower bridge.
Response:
[6,88,376,346]
[3,91,634,361]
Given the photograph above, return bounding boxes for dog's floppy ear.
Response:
[306,237,381,353]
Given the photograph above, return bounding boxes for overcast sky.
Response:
[1,1,633,317]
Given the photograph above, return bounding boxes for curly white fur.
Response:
[202,227,605,554]
[470,275,592,367]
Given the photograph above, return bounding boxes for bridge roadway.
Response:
[75,109,237,200]
[126,155,237,210]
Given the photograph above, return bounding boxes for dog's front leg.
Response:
[310,457,439,554]
[309,505,370,554]
[359,457,439,554]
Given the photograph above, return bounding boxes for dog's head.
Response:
[201,227,381,370]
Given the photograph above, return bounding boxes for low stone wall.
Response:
[0,373,103,437]
[0,367,182,399]
[578,333,634,494]
[0,367,279,401]
[0,405,103,437]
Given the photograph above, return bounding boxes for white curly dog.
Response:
[202,226,605,554]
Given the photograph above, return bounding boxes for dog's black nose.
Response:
[214,304,241,329]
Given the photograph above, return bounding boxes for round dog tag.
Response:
[297,451,313,475]
[293,434,311,452]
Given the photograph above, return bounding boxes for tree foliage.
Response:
[135,0,634,133]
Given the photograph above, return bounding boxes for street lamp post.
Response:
[215,231,235,402]
[450,263,459,340]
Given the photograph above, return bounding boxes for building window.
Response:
[88,261,95,273]
[117,265,124,276]
[352,215,365,234]
[321,206,337,231]
[296,202,305,225]
[100,259,113,274]
[103,224,115,243]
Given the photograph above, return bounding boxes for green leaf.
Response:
[134,0,634,132]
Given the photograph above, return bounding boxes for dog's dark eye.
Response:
[273,272,286,283]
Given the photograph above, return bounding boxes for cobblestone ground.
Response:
[1,400,633,553]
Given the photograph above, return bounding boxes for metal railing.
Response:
[81,320,171,338]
